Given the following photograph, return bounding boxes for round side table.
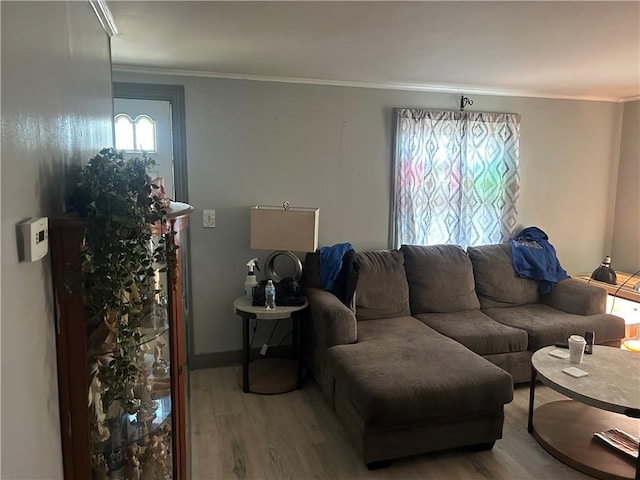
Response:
[233,296,308,394]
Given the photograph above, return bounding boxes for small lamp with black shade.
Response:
[250,202,319,283]
[591,255,617,285]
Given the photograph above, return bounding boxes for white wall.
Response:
[113,71,624,357]
[611,101,640,274]
[1,2,113,478]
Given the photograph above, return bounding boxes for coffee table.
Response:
[528,345,640,480]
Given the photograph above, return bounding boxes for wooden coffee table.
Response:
[528,345,640,480]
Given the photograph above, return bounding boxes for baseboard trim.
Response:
[190,351,241,370]
[190,345,293,370]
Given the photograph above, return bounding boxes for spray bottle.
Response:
[244,258,260,299]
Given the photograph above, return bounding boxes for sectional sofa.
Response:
[301,243,625,467]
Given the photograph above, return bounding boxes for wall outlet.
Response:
[260,344,268,356]
[202,209,216,228]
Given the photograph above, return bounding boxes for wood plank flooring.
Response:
[189,367,595,480]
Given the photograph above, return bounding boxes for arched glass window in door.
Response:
[114,113,157,152]
[114,114,134,151]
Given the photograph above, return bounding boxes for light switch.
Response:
[203,209,216,228]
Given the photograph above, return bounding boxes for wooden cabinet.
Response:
[50,202,193,480]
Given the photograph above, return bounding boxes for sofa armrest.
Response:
[541,278,607,315]
[304,286,357,348]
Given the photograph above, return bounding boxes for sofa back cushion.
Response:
[355,250,411,320]
[467,243,540,308]
[401,244,480,313]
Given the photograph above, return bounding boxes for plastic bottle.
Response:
[265,280,276,310]
[244,258,260,299]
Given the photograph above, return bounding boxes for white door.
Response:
[113,98,175,200]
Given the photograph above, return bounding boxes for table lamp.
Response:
[590,255,617,285]
[250,203,319,282]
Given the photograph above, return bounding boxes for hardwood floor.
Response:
[189,367,594,480]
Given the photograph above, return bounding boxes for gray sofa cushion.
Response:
[414,310,528,355]
[482,303,626,351]
[401,244,480,313]
[325,316,513,426]
[355,250,410,321]
[467,243,540,308]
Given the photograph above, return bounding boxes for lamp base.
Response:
[264,250,303,282]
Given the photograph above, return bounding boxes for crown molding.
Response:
[112,64,630,103]
[89,0,118,37]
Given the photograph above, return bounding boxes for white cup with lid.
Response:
[568,335,587,364]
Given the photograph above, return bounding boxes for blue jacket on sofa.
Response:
[510,227,568,294]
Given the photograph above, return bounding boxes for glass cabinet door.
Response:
[88,291,174,478]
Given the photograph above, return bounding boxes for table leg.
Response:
[242,315,249,393]
[293,313,303,389]
[528,366,537,434]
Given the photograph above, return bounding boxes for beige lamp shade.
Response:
[250,205,319,252]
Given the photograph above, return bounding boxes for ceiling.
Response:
[108,1,640,102]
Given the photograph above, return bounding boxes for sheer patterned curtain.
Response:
[392,108,520,248]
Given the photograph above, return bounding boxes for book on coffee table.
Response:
[594,428,639,459]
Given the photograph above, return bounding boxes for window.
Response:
[392,109,520,248]
[114,113,157,152]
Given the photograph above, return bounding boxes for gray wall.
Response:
[113,71,624,358]
[611,101,640,274]
[1,2,113,478]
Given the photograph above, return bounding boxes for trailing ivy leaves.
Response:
[73,147,177,414]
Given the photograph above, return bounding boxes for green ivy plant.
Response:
[73,147,177,414]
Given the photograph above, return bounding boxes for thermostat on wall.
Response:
[19,217,48,262]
